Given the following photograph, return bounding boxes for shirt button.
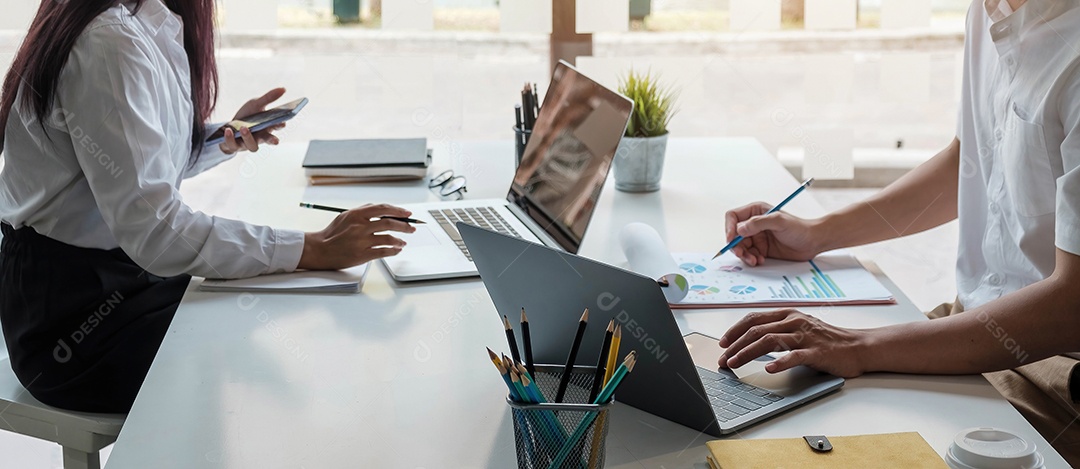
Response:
[988,273,1003,286]
[994,129,1004,141]
[989,202,999,213]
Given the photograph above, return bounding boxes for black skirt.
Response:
[0,223,190,413]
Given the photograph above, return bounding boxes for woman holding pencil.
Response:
[0,0,413,413]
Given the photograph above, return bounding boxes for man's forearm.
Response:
[815,138,961,252]
[862,263,1080,375]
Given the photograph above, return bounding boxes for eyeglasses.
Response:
[429,170,467,199]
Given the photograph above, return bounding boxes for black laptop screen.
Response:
[508,62,633,254]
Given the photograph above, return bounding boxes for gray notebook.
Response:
[303,138,430,168]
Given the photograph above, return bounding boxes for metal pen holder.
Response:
[507,365,612,469]
[514,126,533,168]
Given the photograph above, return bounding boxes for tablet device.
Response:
[206,97,308,146]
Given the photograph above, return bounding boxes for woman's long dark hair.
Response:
[0,0,218,158]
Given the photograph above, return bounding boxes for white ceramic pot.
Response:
[614,133,668,193]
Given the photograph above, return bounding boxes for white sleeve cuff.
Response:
[268,229,305,274]
[1057,219,1080,257]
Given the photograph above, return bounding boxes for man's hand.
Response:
[717,309,871,378]
[724,203,824,266]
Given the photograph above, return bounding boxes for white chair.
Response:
[0,358,125,469]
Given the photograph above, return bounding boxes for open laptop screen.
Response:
[508,62,633,254]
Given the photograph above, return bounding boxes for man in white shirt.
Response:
[716,0,1080,463]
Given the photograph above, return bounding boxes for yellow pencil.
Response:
[603,325,622,385]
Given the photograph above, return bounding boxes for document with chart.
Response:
[619,223,895,309]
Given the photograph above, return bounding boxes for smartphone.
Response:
[206,97,309,146]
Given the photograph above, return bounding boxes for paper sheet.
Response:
[619,223,894,308]
[620,223,689,303]
[199,264,370,293]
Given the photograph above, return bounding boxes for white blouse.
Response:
[955,0,1080,309]
[0,0,304,279]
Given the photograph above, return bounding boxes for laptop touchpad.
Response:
[740,365,824,396]
[399,225,443,248]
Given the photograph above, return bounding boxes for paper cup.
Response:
[945,427,1044,469]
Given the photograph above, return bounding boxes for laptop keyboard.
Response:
[697,366,784,422]
[430,207,522,261]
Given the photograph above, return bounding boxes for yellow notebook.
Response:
[705,432,948,469]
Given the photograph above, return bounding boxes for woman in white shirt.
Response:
[717,0,1080,463]
[0,0,414,413]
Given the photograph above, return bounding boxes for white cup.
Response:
[945,427,1044,469]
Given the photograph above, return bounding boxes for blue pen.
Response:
[713,178,815,260]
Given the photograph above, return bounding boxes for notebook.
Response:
[705,432,947,468]
[619,222,895,309]
[303,139,432,181]
[199,264,369,293]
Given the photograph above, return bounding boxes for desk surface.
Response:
[105,138,1067,468]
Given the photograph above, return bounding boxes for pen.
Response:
[524,83,537,131]
[299,202,426,225]
[712,178,815,259]
[532,83,539,118]
[514,104,523,130]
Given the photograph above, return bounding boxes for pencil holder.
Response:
[514,126,533,168]
[507,365,613,469]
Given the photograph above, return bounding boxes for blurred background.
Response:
[0,1,962,465]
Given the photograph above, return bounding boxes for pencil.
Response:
[603,325,622,386]
[519,369,570,443]
[514,361,535,387]
[487,347,520,401]
[552,352,637,469]
[712,178,814,259]
[509,368,529,404]
[596,352,636,404]
[588,320,615,402]
[298,202,426,225]
[519,369,544,404]
[555,309,589,403]
[503,315,522,364]
[521,308,535,376]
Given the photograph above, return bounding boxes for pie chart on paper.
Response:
[680,263,708,274]
[730,285,757,295]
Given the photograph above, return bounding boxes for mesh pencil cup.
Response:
[506,365,613,469]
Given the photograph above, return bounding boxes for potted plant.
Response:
[614,69,678,192]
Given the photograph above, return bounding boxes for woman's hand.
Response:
[219,87,289,155]
[724,202,825,266]
[298,204,418,271]
[717,309,872,379]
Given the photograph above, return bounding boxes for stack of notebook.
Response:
[303,138,432,185]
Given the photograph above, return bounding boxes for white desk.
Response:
[104,138,1067,468]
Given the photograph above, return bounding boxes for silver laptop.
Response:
[461,223,845,436]
[383,61,634,282]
